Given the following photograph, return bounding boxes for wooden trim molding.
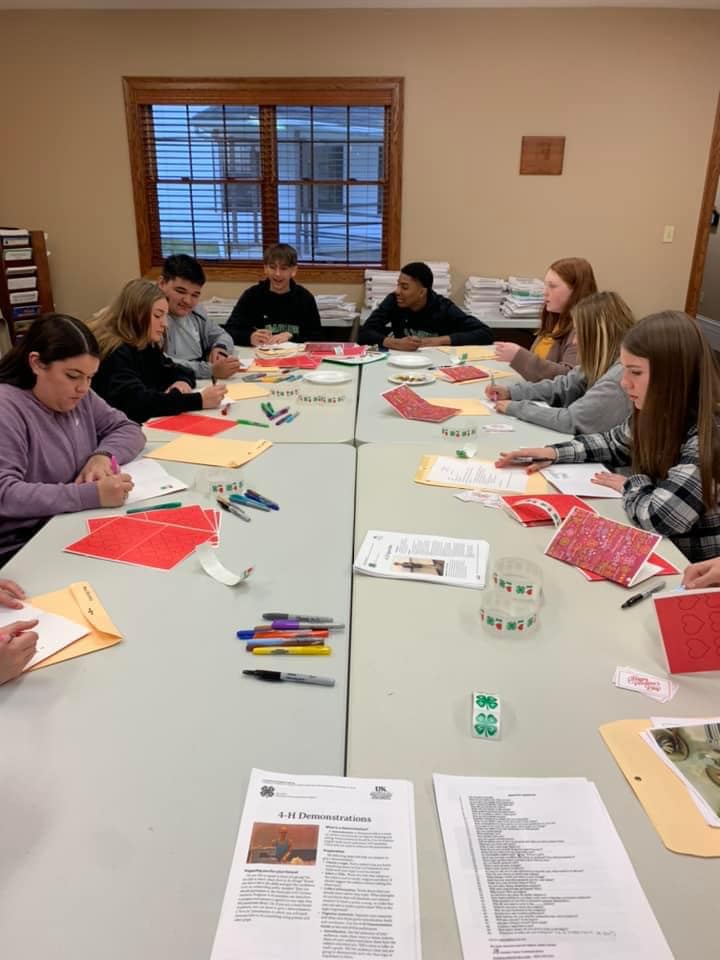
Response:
[686,91,720,317]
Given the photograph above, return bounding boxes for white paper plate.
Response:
[303,370,352,385]
[387,373,435,386]
[387,354,433,369]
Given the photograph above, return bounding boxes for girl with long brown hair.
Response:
[496,311,720,561]
[494,257,598,382]
[88,279,226,423]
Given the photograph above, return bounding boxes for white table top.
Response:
[347,442,718,960]
[0,444,356,960]
[355,348,569,446]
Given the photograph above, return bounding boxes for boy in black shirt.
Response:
[358,261,493,350]
[226,244,322,346]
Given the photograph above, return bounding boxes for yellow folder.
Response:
[225,382,271,401]
[599,718,720,857]
[437,346,497,361]
[28,581,122,670]
[427,397,491,417]
[415,454,550,494]
[145,436,272,468]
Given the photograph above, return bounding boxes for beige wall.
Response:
[1,8,718,322]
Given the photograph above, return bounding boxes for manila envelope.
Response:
[415,454,550,494]
[145,435,272,468]
[28,581,122,670]
[437,346,497,361]
[427,397,491,416]
[225,382,271,401]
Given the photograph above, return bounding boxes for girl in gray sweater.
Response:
[487,292,635,435]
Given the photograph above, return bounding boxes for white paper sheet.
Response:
[433,774,672,959]
[541,463,623,498]
[0,603,89,669]
[426,456,531,493]
[354,529,489,588]
[209,768,421,960]
[122,458,188,504]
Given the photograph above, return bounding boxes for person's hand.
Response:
[210,354,241,379]
[590,471,626,493]
[682,558,720,589]
[494,342,522,363]
[270,331,292,344]
[485,384,510,402]
[250,329,273,347]
[384,336,423,352]
[165,380,193,394]
[0,619,39,684]
[97,473,134,508]
[495,400,512,415]
[74,454,114,484]
[495,447,557,473]
[0,579,25,610]
[201,383,228,409]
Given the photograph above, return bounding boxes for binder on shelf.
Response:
[3,247,33,261]
[0,229,54,343]
[10,290,39,305]
[8,277,37,291]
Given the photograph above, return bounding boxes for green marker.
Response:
[126,501,182,514]
[236,419,270,428]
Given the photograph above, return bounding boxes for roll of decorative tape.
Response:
[297,390,347,406]
[196,543,253,586]
[441,420,477,440]
[512,497,563,528]
[492,556,543,601]
[194,468,243,496]
[472,691,502,739]
[480,600,537,634]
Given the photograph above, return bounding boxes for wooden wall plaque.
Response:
[520,136,565,175]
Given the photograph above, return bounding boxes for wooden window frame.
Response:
[123,77,403,283]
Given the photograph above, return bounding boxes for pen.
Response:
[252,646,331,656]
[126,501,182,514]
[621,581,667,609]
[230,493,271,512]
[245,490,279,510]
[110,455,119,475]
[217,495,251,522]
[236,419,270,428]
[242,669,335,687]
[261,613,334,622]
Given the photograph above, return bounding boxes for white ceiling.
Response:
[1,0,719,9]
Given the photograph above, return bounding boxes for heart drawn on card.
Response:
[706,593,720,608]
[686,636,711,659]
[679,596,701,611]
[681,613,705,635]
[710,612,720,633]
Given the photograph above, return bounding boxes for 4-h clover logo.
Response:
[260,785,275,798]
[475,694,498,709]
[474,712,499,737]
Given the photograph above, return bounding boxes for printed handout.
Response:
[354,529,489,589]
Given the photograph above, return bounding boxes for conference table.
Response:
[0,345,717,960]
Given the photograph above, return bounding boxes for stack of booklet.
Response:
[202,297,236,326]
[499,275,544,319]
[463,276,506,314]
[315,294,358,328]
[364,262,452,308]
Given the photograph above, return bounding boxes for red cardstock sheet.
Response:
[436,365,490,383]
[545,507,660,587]
[501,494,595,526]
[87,506,220,546]
[304,342,366,357]
[66,515,214,570]
[580,551,680,583]
[654,590,720,674]
[382,385,460,422]
[253,355,322,369]
[146,414,235,437]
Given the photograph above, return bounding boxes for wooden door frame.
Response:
[686,90,720,317]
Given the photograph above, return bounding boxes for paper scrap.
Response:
[454,491,502,508]
[613,666,678,703]
[196,543,253,586]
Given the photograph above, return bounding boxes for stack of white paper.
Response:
[364,262,452,308]
[499,276,545,319]
[315,294,358,328]
[434,773,673,959]
[464,276,506,313]
[424,260,452,298]
[354,529,489,589]
[202,297,237,326]
[210,768,422,960]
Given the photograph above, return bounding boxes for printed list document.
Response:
[433,775,672,960]
[209,768,421,960]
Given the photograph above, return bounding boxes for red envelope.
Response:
[501,494,595,527]
[147,414,235,437]
[653,589,720,674]
[382,385,460,422]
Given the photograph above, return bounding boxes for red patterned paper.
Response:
[146,414,235,437]
[382,385,460,423]
[580,552,679,583]
[66,516,213,570]
[253,355,322,369]
[544,507,660,587]
[501,494,595,527]
[654,590,720,674]
[87,506,220,545]
[436,365,490,383]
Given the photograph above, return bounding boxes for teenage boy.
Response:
[358,261,494,351]
[225,244,322,347]
[159,254,240,379]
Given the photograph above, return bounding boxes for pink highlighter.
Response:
[110,455,119,475]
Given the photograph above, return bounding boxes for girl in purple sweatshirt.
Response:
[0,314,145,565]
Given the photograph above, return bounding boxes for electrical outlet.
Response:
[663,225,675,243]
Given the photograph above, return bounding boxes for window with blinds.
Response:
[124,78,403,281]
